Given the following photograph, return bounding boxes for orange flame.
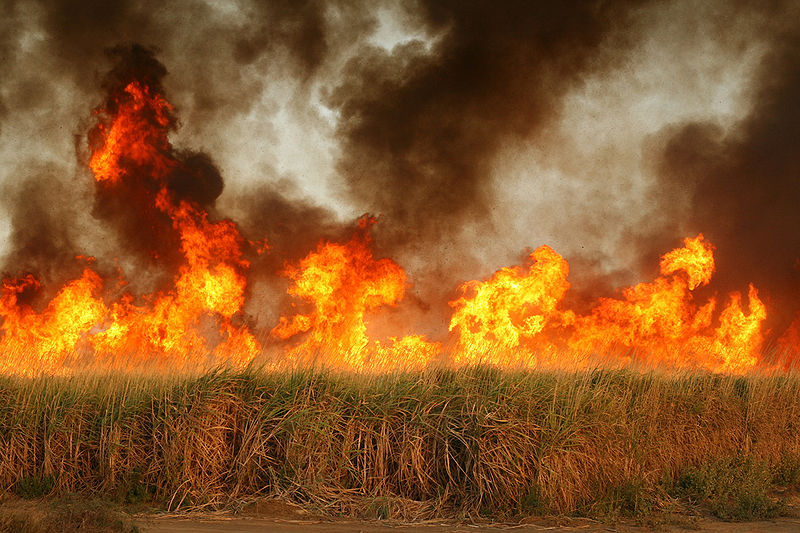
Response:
[90,82,175,184]
[449,245,573,367]
[445,234,766,373]
[88,78,257,369]
[0,67,790,375]
[91,201,258,368]
[0,76,257,374]
[0,268,107,374]
[568,235,764,373]
[272,216,439,371]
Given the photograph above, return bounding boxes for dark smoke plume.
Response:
[1,1,358,278]
[89,44,349,285]
[32,0,332,97]
[5,0,800,348]
[0,167,88,294]
[232,0,328,78]
[330,0,643,246]
[233,182,344,270]
[651,32,800,340]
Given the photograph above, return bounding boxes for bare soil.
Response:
[134,500,800,533]
[135,515,800,533]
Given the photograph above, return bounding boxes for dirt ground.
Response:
[135,515,800,533]
[135,501,800,533]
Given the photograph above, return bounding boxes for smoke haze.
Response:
[1,0,799,341]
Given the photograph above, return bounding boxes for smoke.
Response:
[329,1,645,246]
[85,45,214,276]
[0,0,14,135]
[231,0,328,77]
[2,0,651,272]
[0,166,90,293]
[0,1,351,288]
[649,27,800,339]
[1,0,800,345]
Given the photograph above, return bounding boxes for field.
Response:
[1,362,800,532]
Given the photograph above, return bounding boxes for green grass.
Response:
[0,365,798,522]
[669,455,784,520]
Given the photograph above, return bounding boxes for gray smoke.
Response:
[2,0,800,344]
[647,27,800,341]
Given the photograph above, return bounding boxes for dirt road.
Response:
[136,515,800,532]
[135,498,800,532]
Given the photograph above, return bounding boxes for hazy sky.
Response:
[1,0,799,332]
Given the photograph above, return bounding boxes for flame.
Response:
[448,245,573,367]
[0,75,257,373]
[568,235,719,360]
[90,82,175,184]
[702,284,765,372]
[444,234,766,373]
[568,235,764,373]
[0,268,107,374]
[272,216,439,371]
[375,335,442,372]
[91,201,258,368]
[0,59,792,376]
[659,234,715,290]
[87,79,258,369]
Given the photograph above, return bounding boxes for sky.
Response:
[1,0,799,337]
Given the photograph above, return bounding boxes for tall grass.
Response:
[0,364,798,520]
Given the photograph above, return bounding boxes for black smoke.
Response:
[0,167,89,294]
[3,0,800,346]
[649,30,800,341]
[0,1,359,281]
[87,45,222,273]
[329,0,644,246]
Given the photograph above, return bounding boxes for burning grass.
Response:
[4,46,798,378]
[1,361,799,522]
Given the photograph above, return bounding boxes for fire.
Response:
[91,201,258,368]
[568,235,764,373]
[0,66,258,373]
[375,335,442,372]
[567,235,718,358]
[703,284,765,372]
[0,268,107,374]
[445,234,766,373]
[272,216,439,371]
[659,234,715,289]
[89,82,175,184]
[86,74,258,369]
[0,50,792,375]
[448,245,573,367]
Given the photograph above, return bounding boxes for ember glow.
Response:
[0,52,796,376]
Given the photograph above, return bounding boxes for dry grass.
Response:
[0,495,139,533]
[0,364,799,521]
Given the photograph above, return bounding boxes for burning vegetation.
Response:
[0,46,796,376]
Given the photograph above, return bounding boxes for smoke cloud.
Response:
[0,166,88,293]
[650,28,800,339]
[329,0,643,245]
[1,0,800,343]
